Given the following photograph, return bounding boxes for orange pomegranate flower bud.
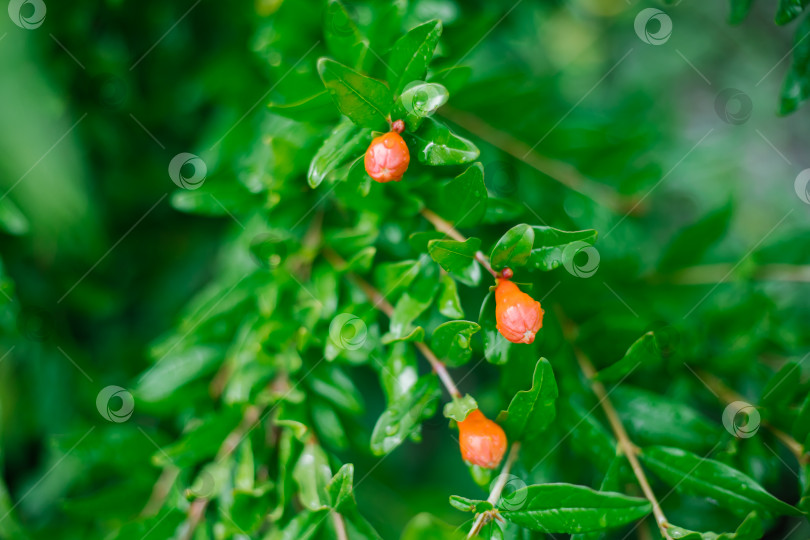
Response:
[364,124,410,183]
[495,271,544,344]
[458,409,508,469]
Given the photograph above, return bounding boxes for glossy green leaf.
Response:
[497,358,558,441]
[317,58,393,130]
[439,163,488,227]
[780,14,810,114]
[380,342,419,403]
[427,238,482,286]
[640,446,802,516]
[490,223,535,271]
[346,155,372,197]
[529,226,598,272]
[384,262,438,342]
[411,118,480,166]
[393,81,449,131]
[667,511,763,539]
[326,463,354,512]
[443,394,478,422]
[387,19,442,95]
[431,320,480,367]
[370,374,440,455]
[324,0,369,69]
[449,495,493,513]
[437,273,464,318]
[292,442,333,510]
[775,0,809,24]
[594,332,661,382]
[498,484,651,533]
[307,118,371,188]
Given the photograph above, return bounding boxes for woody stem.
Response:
[420,208,497,278]
[323,248,462,399]
[467,442,522,538]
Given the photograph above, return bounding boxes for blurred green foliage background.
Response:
[0,0,809,538]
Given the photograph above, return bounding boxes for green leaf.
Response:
[393,81,449,131]
[292,442,333,510]
[408,231,445,254]
[324,0,369,69]
[438,163,488,227]
[612,386,720,453]
[307,118,371,188]
[594,332,661,382]
[639,446,802,517]
[411,118,480,166]
[729,0,755,23]
[346,155,372,197]
[370,375,441,455]
[384,262,439,342]
[792,392,810,444]
[307,365,364,414]
[775,0,809,24]
[496,358,558,441]
[311,398,348,449]
[427,238,482,286]
[529,226,598,272]
[443,394,478,422]
[275,508,330,540]
[317,58,393,130]
[326,463,355,512]
[490,224,535,271]
[478,291,511,365]
[558,400,617,472]
[497,484,651,533]
[135,345,222,402]
[431,320,480,367]
[374,259,421,299]
[401,513,467,540]
[760,361,800,408]
[667,511,763,539]
[380,342,419,403]
[780,14,810,114]
[437,273,464,318]
[658,201,732,271]
[387,19,442,95]
[448,495,494,513]
[268,91,337,124]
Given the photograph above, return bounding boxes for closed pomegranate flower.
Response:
[495,269,544,344]
[458,409,508,469]
[364,120,410,182]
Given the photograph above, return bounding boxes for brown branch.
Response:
[467,442,521,538]
[439,107,641,216]
[332,511,349,540]
[420,208,497,278]
[559,310,672,540]
[696,370,808,465]
[323,248,462,399]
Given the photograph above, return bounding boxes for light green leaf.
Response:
[498,484,651,533]
[490,224,535,271]
[401,513,467,540]
[439,163,488,227]
[384,262,438,342]
[135,345,222,402]
[292,442,333,510]
[437,273,464,318]
[324,0,369,69]
[0,198,29,235]
[411,118,480,166]
[431,320,480,367]
[427,238,482,286]
[307,118,371,188]
[346,155,372,197]
[529,226,598,272]
[448,495,494,513]
[393,81,449,131]
[640,446,802,516]
[443,394,478,422]
[380,342,419,403]
[370,375,441,455]
[387,19,442,95]
[497,358,558,441]
[318,58,393,130]
[667,511,763,539]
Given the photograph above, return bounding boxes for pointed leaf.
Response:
[318,58,393,130]
[437,273,464,318]
[497,358,558,441]
[370,375,441,455]
[307,119,371,188]
[410,118,480,166]
[428,238,482,286]
[490,224,535,271]
[443,394,478,422]
[438,163,488,227]
[431,320,480,367]
[594,332,661,383]
[529,226,598,272]
[387,20,442,94]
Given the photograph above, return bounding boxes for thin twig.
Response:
[420,208,497,278]
[697,370,808,464]
[332,511,349,540]
[467,442,522,538]
[559,310,673,540]
[323,248,462,399]
[140,466,180,517]
[439,107,641,216]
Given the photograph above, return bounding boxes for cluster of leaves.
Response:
[1,1,809,540]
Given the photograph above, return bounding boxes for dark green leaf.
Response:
[428,238,482,286]
[792,392,810,444]
[437,273,464,318]
[324,0,369,69]
[497,358,558,441]
[431,320,480,367]
[760,361,800,408]
[667,511,763,539]
[478,291,511,365]
[384,262,439,342]
[439,163,488,227]
[307,118,371,188]
[443,394,478,422]
[775,0,809,24]
[529,226,598,272]
[268,91,337,124]
[640,446,802,516]
[411,118,480,166]
[317,58,393,130]
[387,20,442,95]
[370,375,441,455]
[729,0,755,23]
[498,484,651,533]
[490,224,535,271]
[658,201,732,271]
[595,332,661,382]
[780,14,810,114]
